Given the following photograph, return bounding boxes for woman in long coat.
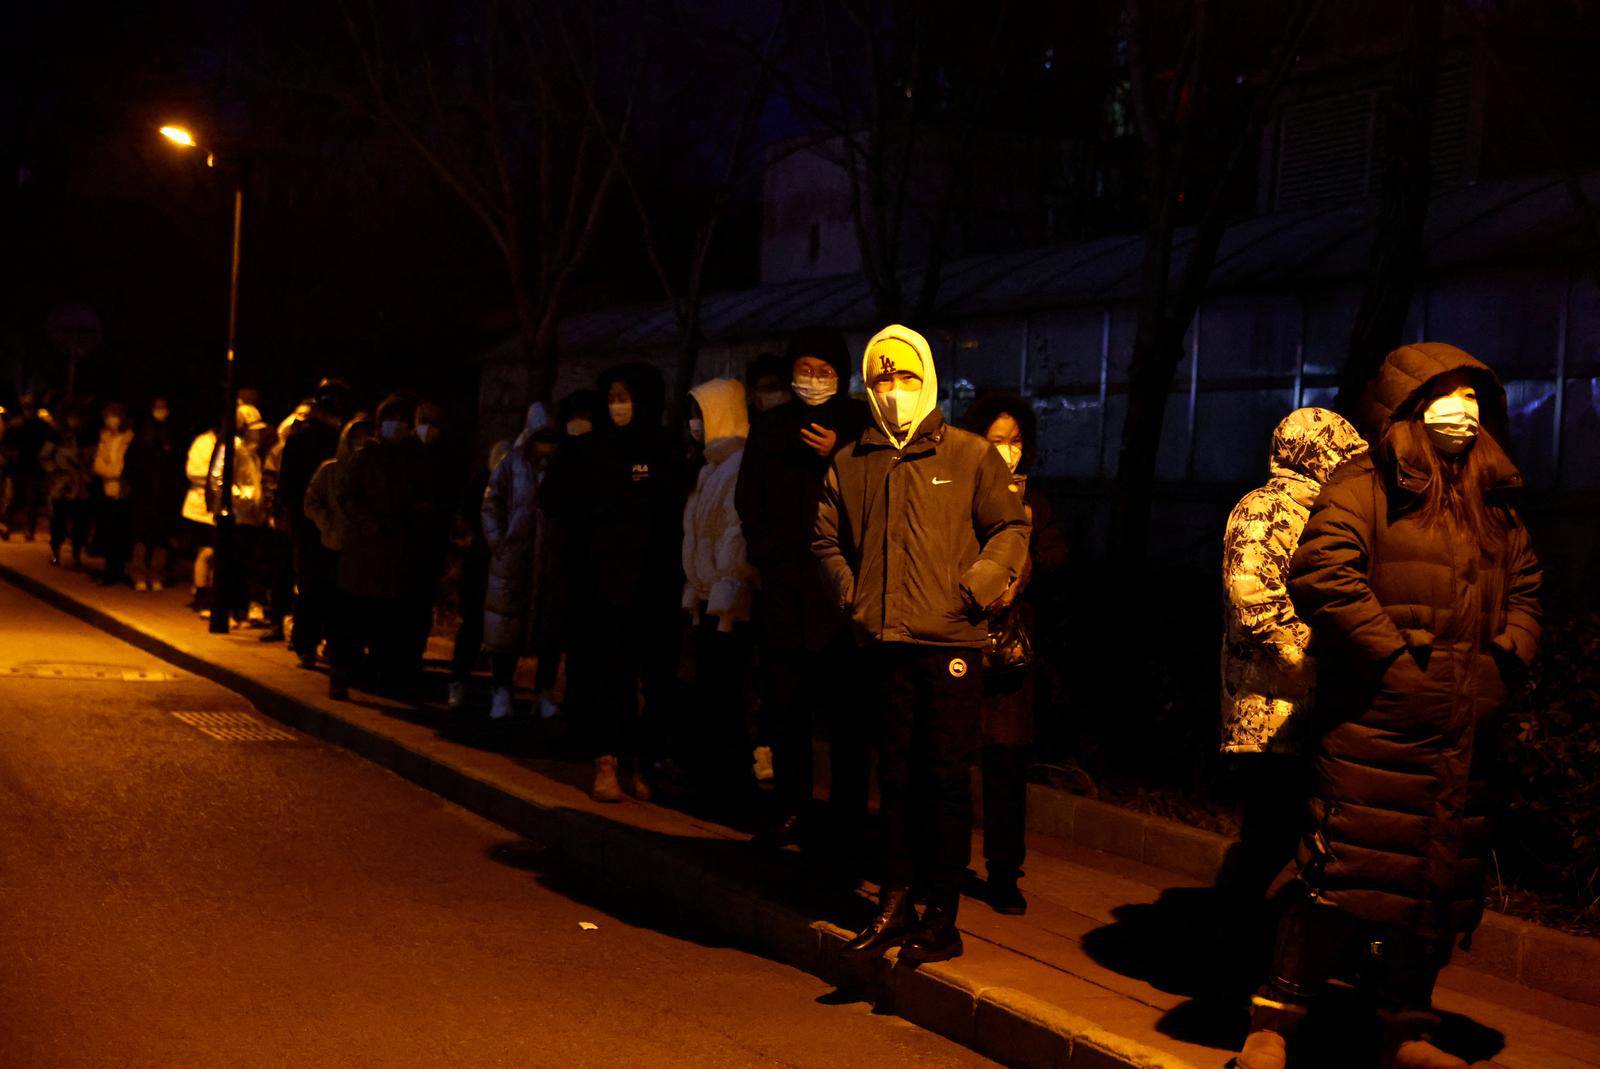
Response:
[1237,342,1542,1069]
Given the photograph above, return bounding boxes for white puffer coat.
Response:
[481,404,552,653]
[681,379,755,632]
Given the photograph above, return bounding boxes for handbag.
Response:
[984,602,1034,674]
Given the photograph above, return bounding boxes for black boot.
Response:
[987,870,1027,915]
[840,886,916,961]
[900,896,964,965]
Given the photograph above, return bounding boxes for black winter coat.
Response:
[1287,343,1541,943]
[734,394,870,650]
[276,417,340,528]
[814,409,1030,649]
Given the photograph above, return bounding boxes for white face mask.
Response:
[688,417,705,443]
[380,420,409,443]
[876,384,922,434]
[416,423,440,444]
[792,375,838,407]
[1422,394,1480,456]
[609,401,634,428]
[104,418,123,432]
[753,388,791,412]
[566,418,593,438]
[996,442,1023,474]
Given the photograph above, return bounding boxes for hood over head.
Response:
[688,378,749,454]
[1267,407,1368,485]
[336,413,374,463]
[1364,341,1520,491]
[513,401,557,450]
[598,360,666,430]
[862,324,939,446]
[959,390,1038,474]
[784,326,852,384]
[488,439,512,474]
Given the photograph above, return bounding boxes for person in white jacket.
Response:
[680,377,758,801]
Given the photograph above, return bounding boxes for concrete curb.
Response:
[1026,783,1600,1007]
[0,560,1200,1069]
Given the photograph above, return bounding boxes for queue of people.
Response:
[0,331,1541,1067]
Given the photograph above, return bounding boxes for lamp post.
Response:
[160,123,241,635]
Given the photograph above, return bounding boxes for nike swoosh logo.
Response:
[931,477,953,485]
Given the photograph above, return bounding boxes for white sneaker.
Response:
[447,681,466,711]
[752,745,775,783]
[151,579,165,592]
[488,687,513,720]
[538,695,562,720]
[134,579,149,593]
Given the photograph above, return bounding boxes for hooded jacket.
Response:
[480,403,553,652]
[814,325,1030,649]
[41,428,93,503]
[1287,342,1542,942]
[681,379,756,631]
[93,425,134,500]
[304,416,371,552]
[1220,408,1368,754]
[181,430,218,526]
[543,361,682,617]
[335,418,420,600]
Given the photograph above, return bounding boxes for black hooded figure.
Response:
[544,361,683,802]
[734,326,872,853]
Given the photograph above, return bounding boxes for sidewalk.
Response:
[2,540,1596,1069]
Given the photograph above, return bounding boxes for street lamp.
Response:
[160,121,242,636]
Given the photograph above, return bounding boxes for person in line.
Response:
[1215,408,1367,944]
[526,389,603,721]
[125,397,183,592]
[545,363,681,803]
[409,400,457,679]
[91,402,135,586]
[259,400,313,640]
[329,395,421,700]
[735,326,871,856]
[679,378,758,801]
[180,420,221,614]
[958,391,1069,916]
[814,324,1029,965]
[1236,344,1542,1069]
[2,396,53,542]
[303,414,373,669]
[448,437,511,711]
[745,352,792,417]
[210,405,271,625]
[40,405,93,568]
[479,404,559,720]
[277,379,351,666]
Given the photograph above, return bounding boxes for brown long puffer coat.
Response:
[1287,342,1542,944]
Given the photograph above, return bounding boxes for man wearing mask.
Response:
[745,352,792,417]
[277,379,351,663]
[814,324,1029,965]
[735,326,871,857]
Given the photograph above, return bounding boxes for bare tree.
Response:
[340,0,636,401]
[1336,0,1443,416]
[1108,0,1321,564]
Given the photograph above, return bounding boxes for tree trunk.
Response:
[1111,327,1186,564]
[1336,0,1442,418]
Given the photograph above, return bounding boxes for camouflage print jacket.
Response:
[1220,408,1367,754]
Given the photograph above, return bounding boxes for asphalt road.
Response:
[0,580,989,1069]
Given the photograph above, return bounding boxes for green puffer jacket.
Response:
[814,408,1030,649]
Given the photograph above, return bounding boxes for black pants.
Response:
[981,744,1028,877]
[331,591,410,684]
[687,613,756,794]
[871,643,983,900]
[97,498,132,579]
[765,635,871,830]
[49,500,91,557]
[6,476,46,538]
[1252,893,1451,1038]
[291,538,338,660]
[568,613,644,760]
[450,549,490,682]
[1217,753,1310,908]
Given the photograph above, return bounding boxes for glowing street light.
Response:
[159,121,242,635]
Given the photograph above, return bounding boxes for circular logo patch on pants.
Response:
[948,656,969,678]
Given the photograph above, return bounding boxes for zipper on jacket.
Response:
[881,454,898,635]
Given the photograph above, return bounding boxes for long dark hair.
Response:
[1381,418,1512,550]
